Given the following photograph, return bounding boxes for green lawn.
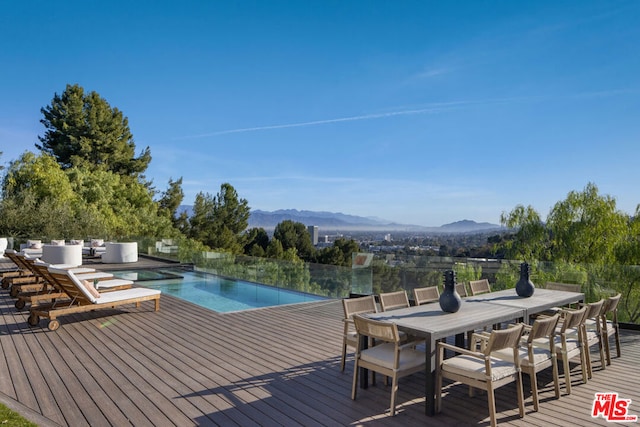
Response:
[0,403,38,426]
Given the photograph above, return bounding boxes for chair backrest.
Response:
[485,324,525,354]
[353,314,400,343]
[559,306,587,332]
[342,295,378,320]
[469,279,491,296]
[379,290,410,311]
[5,250,30,271]
[584,299,605,321]
[455,282,468,297]
[413,286,440,305]
[545,282,581,293]
[528,313,560,342]
[48,267,95,304]
[602,293,621,318]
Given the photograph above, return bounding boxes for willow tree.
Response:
[499,204,549,261]
[36,84,151,177]
[547,183,627,265]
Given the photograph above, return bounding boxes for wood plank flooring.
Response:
[1,280,639,426]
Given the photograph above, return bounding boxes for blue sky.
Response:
[1,1,639,227]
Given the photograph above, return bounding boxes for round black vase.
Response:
[439,270,462,313]
[516,262,535,298]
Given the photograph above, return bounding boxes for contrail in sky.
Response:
[174,104,463,140]
[174,91,628,140]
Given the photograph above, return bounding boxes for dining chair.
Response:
[341,295,378,372]
[582,299,605,378]
[379,290,410,312]
[601,293,622,365]
[351,315,426,416]
[469,279,491,296]
[494,314,561,411]
[545,282,582,292]
[413,286,440,305]
[455,282,468,297]
[436,324,526,427]
[554,306,588,394]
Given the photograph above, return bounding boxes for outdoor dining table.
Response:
[364,287,585,416]
[465,288,585,322]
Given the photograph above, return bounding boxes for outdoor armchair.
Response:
[601,293,622,365]
[436,324,526,427]
[351,314,426,416]
[469,279,491,296]
[412,286,440,305]
[341,295,378,372]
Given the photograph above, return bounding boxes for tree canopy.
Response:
[36,84,151,176]
[188,183,250,254]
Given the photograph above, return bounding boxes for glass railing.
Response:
[9,237,631,324]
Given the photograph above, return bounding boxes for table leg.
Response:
[425,336,436,416]
[359,333,368,389]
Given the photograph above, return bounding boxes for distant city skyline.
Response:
[1,1,639,227]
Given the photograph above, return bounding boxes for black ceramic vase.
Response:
[439,270,462,313]
[516,262,535,297]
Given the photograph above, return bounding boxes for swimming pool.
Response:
[111,269,328,313]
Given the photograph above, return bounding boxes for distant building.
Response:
[384,233,392,242]
[308,225,319,245]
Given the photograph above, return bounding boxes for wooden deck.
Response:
[1,270,639,426]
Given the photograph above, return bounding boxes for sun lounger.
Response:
[14,260,131,310]
[2,250,45,296]
[28,267,160,331]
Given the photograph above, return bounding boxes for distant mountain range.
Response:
[178,206,502,233]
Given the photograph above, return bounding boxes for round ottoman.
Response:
[42,244,83,266]
[102,242,138,263]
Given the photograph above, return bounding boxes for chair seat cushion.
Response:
[494,346,552,367]
[442,355,518,381]
[554,336,581,353]
[360,342,424,370]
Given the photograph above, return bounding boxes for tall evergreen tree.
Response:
[188,183,250,254]
[36,83,151,176]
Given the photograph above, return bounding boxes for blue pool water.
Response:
[112,269,327,313]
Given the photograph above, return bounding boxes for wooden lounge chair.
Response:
[14,260,130,310]
[2,250,44,295]
[28,267,160,331]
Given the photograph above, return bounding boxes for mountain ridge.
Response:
[178,206,502,233]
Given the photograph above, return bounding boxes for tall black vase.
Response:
[516,262,535,297]
[439,270,462,313]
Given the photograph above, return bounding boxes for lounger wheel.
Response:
[10,287,19,297]
[48,320,60,331]
[1,279,8,289]
[15,299,26,310]
[28,314,40,326]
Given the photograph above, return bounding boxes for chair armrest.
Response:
[438,342,485,359]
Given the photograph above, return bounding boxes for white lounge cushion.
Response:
[95,288,161,304]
